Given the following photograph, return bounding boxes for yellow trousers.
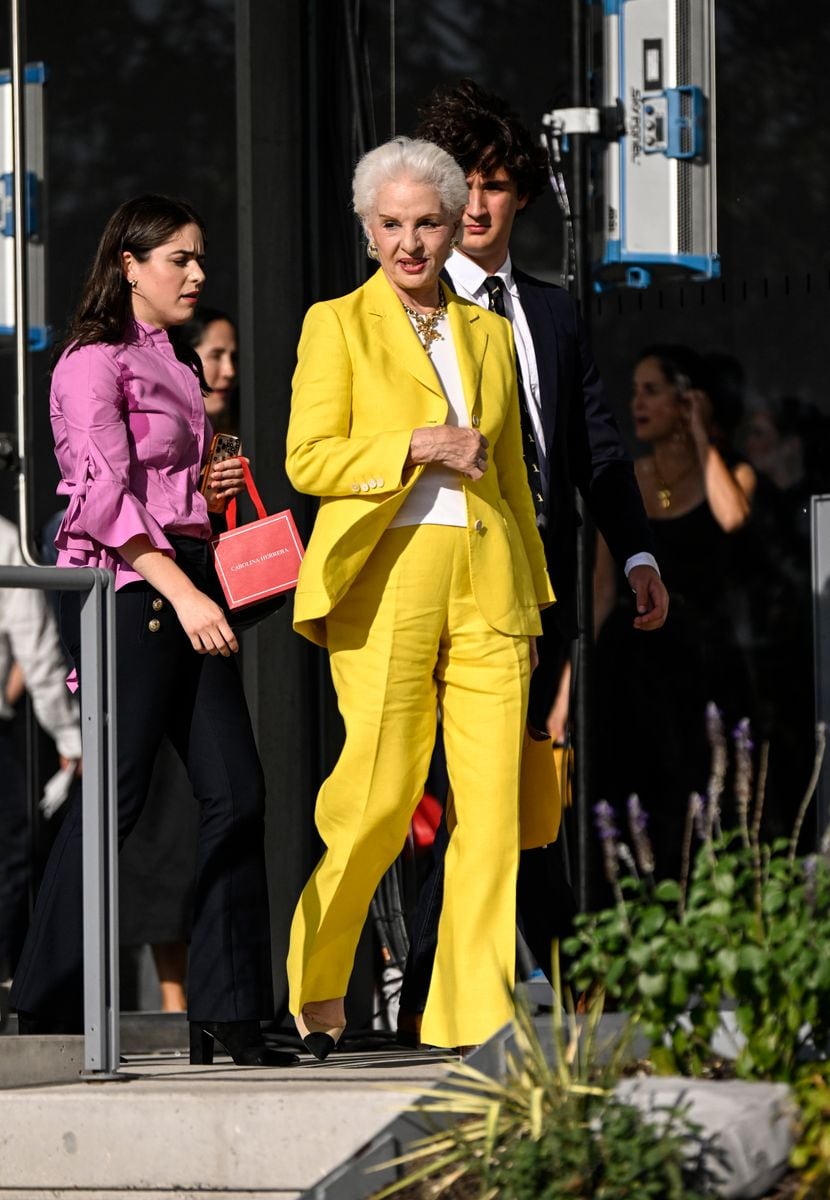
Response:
[286,525,529,1048]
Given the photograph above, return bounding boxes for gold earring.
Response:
[366,241,379,261]
[129,278,138,290]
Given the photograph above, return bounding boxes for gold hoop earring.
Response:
[366,241,379,261]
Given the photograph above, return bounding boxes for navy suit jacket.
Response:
[444,265,655,640]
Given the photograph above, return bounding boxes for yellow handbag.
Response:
[519,725,573,850]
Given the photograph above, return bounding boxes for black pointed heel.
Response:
[295,1011,345,1061]
[189,1020,299,1067]
[303,1031,337,1060]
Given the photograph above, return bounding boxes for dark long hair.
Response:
[54,193,208,388]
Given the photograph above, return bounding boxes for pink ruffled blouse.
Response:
[50,320,213,589]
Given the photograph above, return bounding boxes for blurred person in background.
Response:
[739,394,830,841]
[0,515,81,991]
[593,344,757,878]
[178,307,239,436]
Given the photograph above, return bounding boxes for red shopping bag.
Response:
[210,460,304,611]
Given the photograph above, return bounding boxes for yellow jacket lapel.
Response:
[365,269,444,400]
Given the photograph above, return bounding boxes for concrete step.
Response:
[0,1045,457,1196]
[0,1193,298,1199]
[0,1011,190,1088]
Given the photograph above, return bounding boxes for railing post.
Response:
[79,568,120,1077]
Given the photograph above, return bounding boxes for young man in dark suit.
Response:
[397,78,669,1045]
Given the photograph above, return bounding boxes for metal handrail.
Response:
[0,564,120,1077]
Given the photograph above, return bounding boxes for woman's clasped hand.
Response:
[407,425,490,479]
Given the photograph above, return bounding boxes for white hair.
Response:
[352,137,468,228]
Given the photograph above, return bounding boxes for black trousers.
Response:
[10,539,273,1027]
[399,608,577,1015]
[0,719,29,975]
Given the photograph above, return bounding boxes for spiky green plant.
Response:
[370,953,711,1199]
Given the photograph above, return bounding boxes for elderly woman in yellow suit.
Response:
[285,137,554,1056]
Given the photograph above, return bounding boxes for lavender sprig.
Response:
[751,741,770,854]
[679,793,704,913]
[594,800,620,883]
[705,703,726,841]
[626,794,655,878]
[594,800,629,929]
[617,841,640,880]
[733,718,754,848]
[803,855,818,911]
[690,792,707,842]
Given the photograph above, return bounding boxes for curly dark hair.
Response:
[414,78,549,204]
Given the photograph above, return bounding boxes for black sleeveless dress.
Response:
[594,501,755,880]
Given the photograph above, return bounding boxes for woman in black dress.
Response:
[593,345,756,879]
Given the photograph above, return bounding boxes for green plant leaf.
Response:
[637,906,668,937]
[637,971,668,998]
[669,972,689,1009]
[712,870,736,897]
[672,949,701,974]
[715,947,739,977]
[654,879,683,903]
[737,944,767,973]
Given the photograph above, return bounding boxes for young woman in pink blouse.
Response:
[10,194,296,1068]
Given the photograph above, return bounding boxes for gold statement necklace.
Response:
[402,296,447,353]
[653,456,695,510]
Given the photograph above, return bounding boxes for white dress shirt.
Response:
[0,515,81,759]
[389,312,468,528]
[445,250,658,580]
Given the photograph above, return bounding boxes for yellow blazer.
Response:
[286,267,555,647]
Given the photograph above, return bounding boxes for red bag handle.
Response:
[225,459,268,530]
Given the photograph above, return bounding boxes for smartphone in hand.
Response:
[200,433,242,514]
